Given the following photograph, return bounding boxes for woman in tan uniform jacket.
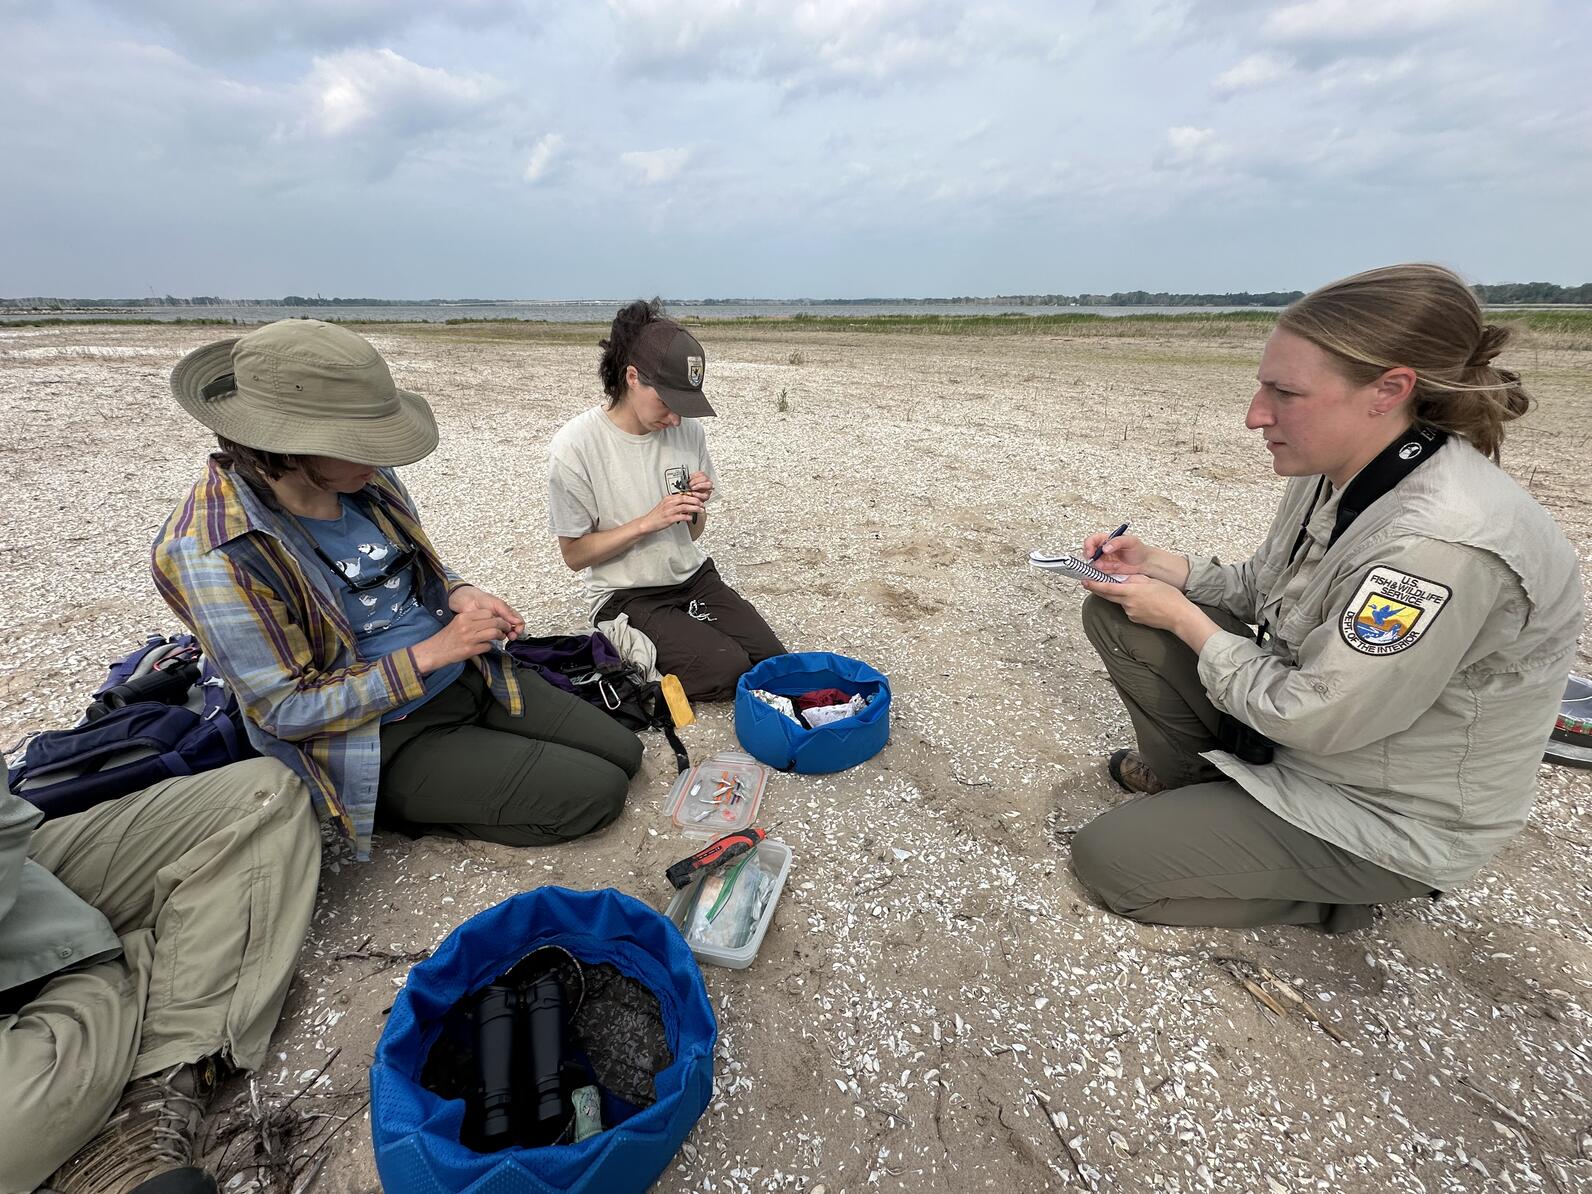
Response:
[1069,264,1583,933]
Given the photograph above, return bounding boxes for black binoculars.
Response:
[470,970,571,1151]
[84,649,202,723]
[1216,713,1276,766]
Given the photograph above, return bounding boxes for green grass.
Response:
[693,309,1284,336]
[7,305,1590,348]
[1486,309,1592,332]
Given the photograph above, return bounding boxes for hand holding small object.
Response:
[644,490,704,533]
[1081,528,1151,574]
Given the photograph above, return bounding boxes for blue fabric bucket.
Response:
[734,652,891,773]
[370,887,716,1194]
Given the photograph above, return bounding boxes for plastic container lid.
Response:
[662,749,768,832]
[664,838,793,969]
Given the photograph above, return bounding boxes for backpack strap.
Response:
[636,681,689,773]
[660,718,689,774]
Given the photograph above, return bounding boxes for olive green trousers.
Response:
[1072,595,1430,932]
[378,666,643,846]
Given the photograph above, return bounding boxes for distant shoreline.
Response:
[6,307,1590,335]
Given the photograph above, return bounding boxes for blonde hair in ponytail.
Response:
[1278,263,1531,461]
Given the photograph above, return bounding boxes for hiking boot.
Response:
[45,1058,222,1194]
[1107,749,1166,795]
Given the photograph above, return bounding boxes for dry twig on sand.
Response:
[207,1048,369,1193]
[1456,1076,1570,1194]
[1031,1090,1094,1189]
[1210,956,1350,1044]
[332,934,434,970]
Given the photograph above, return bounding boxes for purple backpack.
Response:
[506,633,688,772]
[7,634,256,821]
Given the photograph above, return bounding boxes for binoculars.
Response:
[470,970,572,1151]
[84,648,202,723]
[1216,713,1276,766]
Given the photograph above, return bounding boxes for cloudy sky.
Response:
[2,0,1587,298]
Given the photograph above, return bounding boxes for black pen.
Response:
[1089,522,1130,562]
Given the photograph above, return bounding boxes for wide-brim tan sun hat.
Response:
[170,319,438,466]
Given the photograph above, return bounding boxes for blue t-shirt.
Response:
[300,498,463,721]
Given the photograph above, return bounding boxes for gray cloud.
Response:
[606,0,1081,95]
[2,0,1587,297]
[81,0,532,58]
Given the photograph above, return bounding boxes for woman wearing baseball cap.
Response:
[547,299,788,700]
[154,319,641,860]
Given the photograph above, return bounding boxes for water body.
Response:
[3,300,1281,324]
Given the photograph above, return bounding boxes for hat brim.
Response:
[170,337,439,467]
[656,385,716,418]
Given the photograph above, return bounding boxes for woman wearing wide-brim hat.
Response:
[154,319,641,860]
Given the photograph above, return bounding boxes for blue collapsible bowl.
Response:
[370,887,716,1194]
[734,652,891,773]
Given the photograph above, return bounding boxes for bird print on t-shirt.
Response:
[332,539,417,633]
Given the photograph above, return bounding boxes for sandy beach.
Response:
[1,316,1589,1193]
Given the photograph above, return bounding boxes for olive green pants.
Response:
[378,666,643,846]
[0,758,319,1193]
[1072,595,1430,932]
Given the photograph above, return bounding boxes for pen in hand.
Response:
[1089,522,1130,562]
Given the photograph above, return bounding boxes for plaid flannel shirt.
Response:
[151,457,523,859]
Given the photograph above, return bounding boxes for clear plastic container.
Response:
[662,749,768,833]
[664,837,793,969]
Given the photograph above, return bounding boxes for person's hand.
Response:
[413,608,515,673]
[1083,574,1222,653]
[642,491,705,534]
[449,584,525,640]
[1081,530,1153,575]
[1082,573,1196,631]
[688,471,714,502]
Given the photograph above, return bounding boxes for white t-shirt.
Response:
[546,405,719,619]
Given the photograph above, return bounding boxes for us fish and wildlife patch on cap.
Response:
[1339,567,1452,656]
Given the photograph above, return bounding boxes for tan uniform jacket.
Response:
[1186,438,1584,889]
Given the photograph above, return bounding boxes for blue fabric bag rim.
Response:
[370,886,716,1193]
[734,652,891,774]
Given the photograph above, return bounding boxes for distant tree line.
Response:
[1471,282,1592,304]
[5,283,1591,309]
[0,296,485,309]
[998,291,1306,307]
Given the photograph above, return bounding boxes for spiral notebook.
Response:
[1028,550,1124,584]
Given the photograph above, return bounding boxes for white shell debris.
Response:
[1,319,1588,1194]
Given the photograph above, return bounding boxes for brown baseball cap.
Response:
[630,320,716,417]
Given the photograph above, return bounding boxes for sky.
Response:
[1,0,1588,299]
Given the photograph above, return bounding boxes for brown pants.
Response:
[1072,595,1430,932]
[596,558,787,701]
[1,759,319,1192]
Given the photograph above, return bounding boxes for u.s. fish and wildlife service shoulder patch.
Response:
[1339,567,1452,656]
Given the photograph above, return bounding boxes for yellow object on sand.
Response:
[660,673,695,727]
